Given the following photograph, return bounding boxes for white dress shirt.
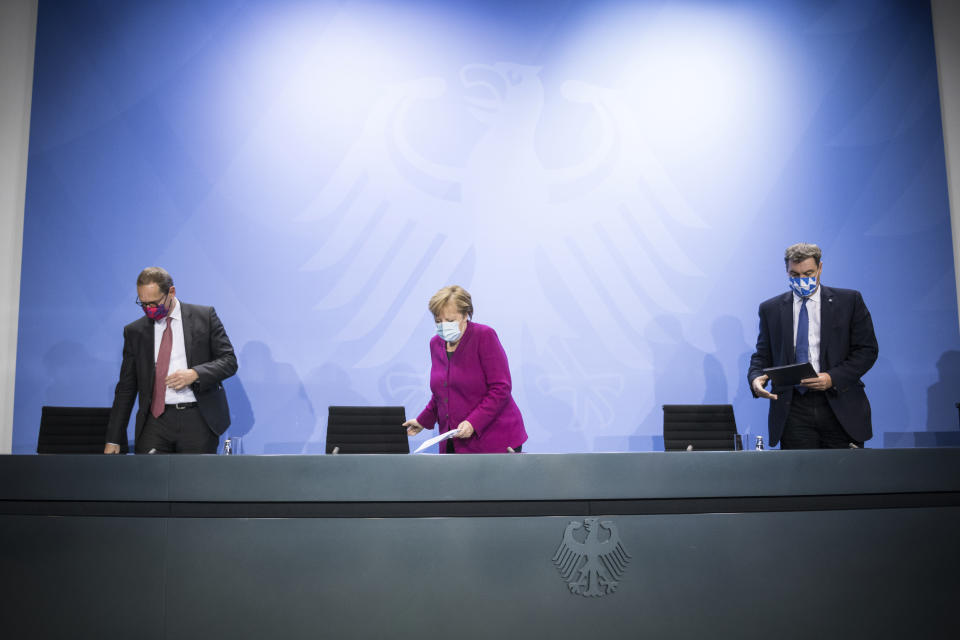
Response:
[155,300,197,404]
[792,285,821,374]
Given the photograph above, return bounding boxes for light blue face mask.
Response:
[436,321,462,343]
[789,276,818,298]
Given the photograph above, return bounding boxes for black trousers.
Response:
[780,390,862,449]
[135,405,218,454]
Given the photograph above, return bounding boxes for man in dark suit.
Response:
[104,267,238,454]
[748,243,878,448]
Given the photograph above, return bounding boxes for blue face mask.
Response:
[789,276,818,298]
[436,321,462,343]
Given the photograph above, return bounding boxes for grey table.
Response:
[1,450,958,639]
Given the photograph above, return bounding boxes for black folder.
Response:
[762,362,817,387]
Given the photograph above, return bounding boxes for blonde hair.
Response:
[428,285,473,320]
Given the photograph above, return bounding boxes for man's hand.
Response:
[104,443,121,454]
[751,374,778,400]
[800,372,833,391]
[166,369,199,390]
[454,420,474,438]
[403,419,424,436]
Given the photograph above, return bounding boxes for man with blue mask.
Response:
[748,243,878,448]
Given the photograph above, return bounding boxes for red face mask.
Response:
[142,295,170,321]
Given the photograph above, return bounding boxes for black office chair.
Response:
[325,406,409,454]
[37,406,127,454]
[662,404,739,451]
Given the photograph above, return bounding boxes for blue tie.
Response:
[796,297,809,394]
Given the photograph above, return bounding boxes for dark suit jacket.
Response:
[747,285,878,446]
[106,302,238,447]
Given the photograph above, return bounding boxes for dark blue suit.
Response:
[747,286,878,446]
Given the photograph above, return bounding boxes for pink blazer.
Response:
[416,322,527,453]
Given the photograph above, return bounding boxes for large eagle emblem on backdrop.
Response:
[553,517,631,597]
[299,61,707,431]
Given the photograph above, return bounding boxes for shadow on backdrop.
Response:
[238,341,316,454]
[631,316,720,450]
[522,341,591,454]
[916,351,960,447]
[863,356,908,448]
[711,316,766,444]
[221,376,253,452]
[302,361,367,454]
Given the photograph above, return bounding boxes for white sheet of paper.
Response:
[413,429,459,454]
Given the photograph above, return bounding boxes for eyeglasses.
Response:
[135,292,168,309]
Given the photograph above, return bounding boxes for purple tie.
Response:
[151,318,173,418]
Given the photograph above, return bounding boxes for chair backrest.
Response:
[37,406,125,454]
[326,406,409,454]
[662,404,738,451]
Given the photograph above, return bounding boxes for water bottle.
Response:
[754,435,764,450]
[223,438,233,455]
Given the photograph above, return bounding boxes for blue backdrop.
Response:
[13,0,959,453]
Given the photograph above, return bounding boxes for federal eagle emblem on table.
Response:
[552,517,631,597]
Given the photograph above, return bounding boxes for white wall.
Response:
[0,0,37,454]
[933,0,960,332]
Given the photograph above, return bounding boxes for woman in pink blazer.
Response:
[403,286,527,454]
